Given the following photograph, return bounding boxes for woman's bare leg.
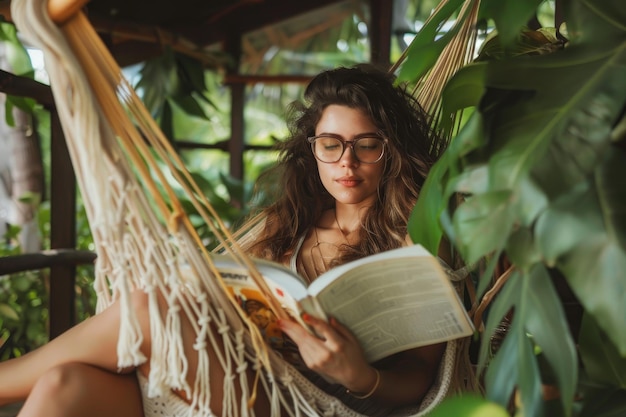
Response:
[0,290,273,415]
[0,292,149,405]
[17,362,143,417]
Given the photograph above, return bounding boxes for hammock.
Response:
[10,0,470,415]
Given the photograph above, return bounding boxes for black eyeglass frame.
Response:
[307,132,388,164]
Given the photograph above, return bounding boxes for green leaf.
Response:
[560,233,626,357]
[565,0,626,44]
[397,0,468,83]
[0,303,19,321]
[136,48,178,118]
[446,110,487,164]
[480,265,576,414]
[524,265,578,415]
[173,94,209,119]
[452,190,516,264]
[12,275,33,292]
[596,149,626,250]
[537,150,626,355]
[408,152,449,253]
[485,317,543,415]
[176,54,208,94]
[479,269,519,371]
[479,36,626,191]
[578,387,626,417]
[579,313,626,388]
[530,84,619,201]
[428,394,509,417]
[16,191,41,205]
[160,100,174,140]
[479,0,544,50]
[516,176,549,227]
[218,172,245,203]
[439,63,486,133]
[535,184,601,265]
[0,20,34,76]
[505,227,541,269]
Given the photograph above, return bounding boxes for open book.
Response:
[214,244,474,363]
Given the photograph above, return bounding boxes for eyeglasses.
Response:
[307,133,387,164]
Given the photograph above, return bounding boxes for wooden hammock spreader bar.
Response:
[47,0,89,24]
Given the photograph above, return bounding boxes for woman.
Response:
[0,64,448,417]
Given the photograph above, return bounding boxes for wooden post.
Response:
[49,109,77,339]
[224,33,245,185]
[369,0,393,67]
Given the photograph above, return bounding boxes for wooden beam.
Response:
[0,249,96,275]
[224,74,312,85]
[175,139,277,152]
[0,70,55,108]
[89,16,223,68]
[369,0,393,66]
[185,0,345,47]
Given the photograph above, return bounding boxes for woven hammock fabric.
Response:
[10,0,460,416]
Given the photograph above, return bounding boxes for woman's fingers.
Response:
[278,317,316,343]
[278,314,371,386]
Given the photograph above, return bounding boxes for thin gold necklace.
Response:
[309,227,339,279]
[333,210,352,245]
[306,211,354,280]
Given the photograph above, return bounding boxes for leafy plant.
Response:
[0,16,38,118]
[405,0,626,416]
[0,225,48,360]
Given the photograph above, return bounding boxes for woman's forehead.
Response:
[316,105,377,135]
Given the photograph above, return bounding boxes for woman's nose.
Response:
[339,145,359,166]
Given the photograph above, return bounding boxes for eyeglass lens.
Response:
[312,137,384,163]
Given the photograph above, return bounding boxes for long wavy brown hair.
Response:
[243,64,442,265]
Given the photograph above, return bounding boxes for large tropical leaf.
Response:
[428,394,509,417]
[396,0,469,84]
[479,0,544,49]
[578,313,626,389]
[411,0,625,415]
[479,264,577,415]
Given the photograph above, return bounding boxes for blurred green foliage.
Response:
[0,224,48,360]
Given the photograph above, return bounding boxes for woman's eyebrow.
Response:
[314,131,381,139]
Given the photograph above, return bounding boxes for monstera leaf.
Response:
[408,0,626,415]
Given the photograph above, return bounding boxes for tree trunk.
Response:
[0,44,44,252]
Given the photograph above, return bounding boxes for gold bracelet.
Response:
[346,369,381,399]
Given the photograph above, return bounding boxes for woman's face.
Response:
[313,104,385,209]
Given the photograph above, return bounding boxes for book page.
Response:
[310,247,473,362]
[212,255,310,321]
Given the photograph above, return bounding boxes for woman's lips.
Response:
[336,177,361,187]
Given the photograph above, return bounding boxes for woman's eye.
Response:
[319,139,341,150]
[357,139,380,150]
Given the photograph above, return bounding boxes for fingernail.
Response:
[302,313,312,323]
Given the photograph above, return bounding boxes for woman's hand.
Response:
[278,314,379,394]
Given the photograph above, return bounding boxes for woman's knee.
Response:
[29,362,92,400]
[21,363,143,417]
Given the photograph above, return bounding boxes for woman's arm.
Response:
[371,344,445,405]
